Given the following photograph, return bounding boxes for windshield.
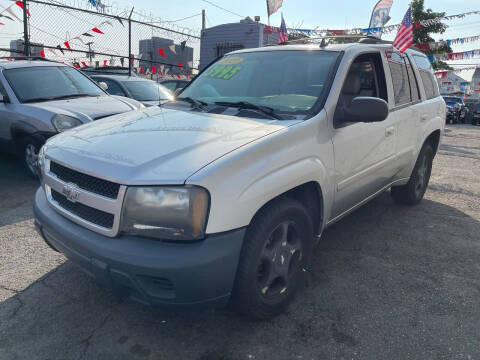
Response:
[123,81,173,101]
[179,50,340,118]
[443,97,463,104]
[4,66,104,103]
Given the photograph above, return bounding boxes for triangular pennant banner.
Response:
[64,41,71,50]
[157,48,165,58]
[91,27,104,34]
[56,45,64,54]
[82,32,94,37]
[15,1,30,16]
[5,7,22,21]
[169,45,176,54]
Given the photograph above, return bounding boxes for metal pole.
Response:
[128,7,134,77]
[22,0,29,56]
[202,9,206,30]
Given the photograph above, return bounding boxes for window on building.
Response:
[215,43,244,59]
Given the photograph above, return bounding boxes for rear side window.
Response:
[387,52,411,106]
[412,55,440,100]
[405,56,420,102]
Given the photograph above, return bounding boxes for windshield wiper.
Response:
[49,94,98,100]
[214,101,283,120]
[23,94,97,103]
[175,97,208,111]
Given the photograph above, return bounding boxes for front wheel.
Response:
[18,138,41,179]
[391,143,433,205]
[231,197,314,319]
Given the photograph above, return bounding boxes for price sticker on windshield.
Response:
[204,64,242,80]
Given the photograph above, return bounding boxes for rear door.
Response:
[384,50,422,174]
[331,52,398,219]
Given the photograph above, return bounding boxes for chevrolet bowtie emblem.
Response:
[62,182,80,203]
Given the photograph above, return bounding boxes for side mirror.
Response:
[342,97,389,123]
[98,82,108,91]
[174,88,184,98]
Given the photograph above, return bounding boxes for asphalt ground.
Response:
[1,125,480,360]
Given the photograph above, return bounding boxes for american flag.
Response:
[393,7,413,53]
[278,15,288,43]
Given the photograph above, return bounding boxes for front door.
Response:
[331,52,397,219]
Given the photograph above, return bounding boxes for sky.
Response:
[1,0,479,79]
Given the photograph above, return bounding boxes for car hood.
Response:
[24,95,134,121]
[44,106,301,185]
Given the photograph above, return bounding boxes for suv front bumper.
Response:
[33,187,245,310]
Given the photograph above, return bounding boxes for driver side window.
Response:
[335,52,388,126]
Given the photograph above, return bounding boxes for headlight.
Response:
[121,186,209,241]
[51,114,83,132]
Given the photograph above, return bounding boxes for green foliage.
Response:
[411,0,452,70]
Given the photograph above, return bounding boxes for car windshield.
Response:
[123,81,173,101]
[4,66,105,103]
[443,97,463,104]
[179,50,340,118]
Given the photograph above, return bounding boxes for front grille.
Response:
[50,162,120,199]
[51,189,114,229]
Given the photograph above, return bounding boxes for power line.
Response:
[200,0,244,18]
[161,13,202,23]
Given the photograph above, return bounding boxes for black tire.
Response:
[391,143,433,205]
[17,137,41,179]
[231,197,314,319]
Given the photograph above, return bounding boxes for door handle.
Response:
[385,126,395,137]
[420,115,428,122]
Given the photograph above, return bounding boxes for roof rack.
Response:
[277,35,393,47]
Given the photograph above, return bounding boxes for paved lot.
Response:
[1,125,480,360]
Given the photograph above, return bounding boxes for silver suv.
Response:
[0,60,143,177]
[34,42,445,319]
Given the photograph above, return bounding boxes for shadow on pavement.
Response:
[0,153,39,226]
[2,192,480,359]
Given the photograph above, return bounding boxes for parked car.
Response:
[0,60,143,178]
[90,75,173,106]
[465,99,480,125]
[443,96,466,123]
[34,42,444,319]
[158,79,190,92]
[82,66,136,77]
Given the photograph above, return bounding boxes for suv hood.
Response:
[24,95,135,121]
[44,106,300,184]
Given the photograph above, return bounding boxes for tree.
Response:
[411,0,452,70]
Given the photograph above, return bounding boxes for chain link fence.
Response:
[4,0,199,79]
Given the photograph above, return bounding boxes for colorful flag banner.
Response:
[278,14,288,43]
[267,0,283,17]
[393,7,413,53]
[368,0,393,38]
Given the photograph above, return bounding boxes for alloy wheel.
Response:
[257,221,303,298]
[24,143,39,177]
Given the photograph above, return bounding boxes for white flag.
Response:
[169,44,176,54]
[267,0,283,16]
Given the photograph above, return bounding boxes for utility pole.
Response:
[202,9,206,30]
[22,0,29,56]
[128,7,134,77]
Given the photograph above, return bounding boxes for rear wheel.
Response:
[231,197,313,319]
[391,143,433,205]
